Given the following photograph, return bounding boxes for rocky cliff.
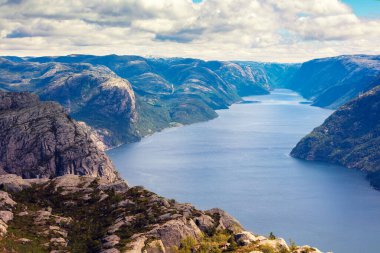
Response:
[291,86,380,189]
[0,174,321,253]
[0,58,139,147]
[0,91,119,182]
[288,55,380,108]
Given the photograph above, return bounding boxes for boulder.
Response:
[0,210,13,223]
[235,231,258,246]
[148,218,202,250]
[194,214,215,232]
[206,208,243,233]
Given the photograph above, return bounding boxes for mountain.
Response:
[0,55,282,147]
[291,86,380,189]
[0,91,321,253]
[288,55,380,108]
[0,91,119,182]
[0,57,139,146]
[236,62,300,89]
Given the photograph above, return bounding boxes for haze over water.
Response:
[109,89,380,253]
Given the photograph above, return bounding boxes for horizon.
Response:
[2,52,379,65]
[1,0,379,63]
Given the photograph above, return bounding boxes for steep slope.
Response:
[236,62,300,89]
[288,55,380,108]
[0,58,139,146]
[201,61,271,96]
[291,86,380,189]
[0,91,119,182]
[1,55,277,146]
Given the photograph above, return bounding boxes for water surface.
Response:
[108,89,380,253]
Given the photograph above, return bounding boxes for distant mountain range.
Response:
[0,54,379,150]
[0,55,296,147]
[288,55,380,108]
[0,53,379,252]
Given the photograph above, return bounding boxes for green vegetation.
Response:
[2,180,173,253]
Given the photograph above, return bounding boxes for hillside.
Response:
[288,55,380,108]
[291,86,380,189]
[0,55,284,147]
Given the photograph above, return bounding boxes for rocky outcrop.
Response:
[288,55,380,108]
[0,174,322,253]
[0,91,119,182]
[291,85,380,189]
[0,58,139,147]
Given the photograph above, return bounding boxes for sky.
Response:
[0,0,379,62]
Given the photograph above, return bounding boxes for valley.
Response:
[0,53,379,253]
[108,89,380,253]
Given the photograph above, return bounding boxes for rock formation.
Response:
[0,174,322,253]
[0,91,119,182]
[0,58,139,147]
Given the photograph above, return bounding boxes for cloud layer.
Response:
[0,0,379,62]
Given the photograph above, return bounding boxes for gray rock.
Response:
[0,91,119,182]
[0,211,13,223]
[194,214,215,232]
[206,208,243,233]
[234,231,258,246]
[147,217,202,250]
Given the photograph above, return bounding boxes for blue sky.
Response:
[193,0,380,17]
[342,0,380,17]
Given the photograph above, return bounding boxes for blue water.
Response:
[108,89,380,253]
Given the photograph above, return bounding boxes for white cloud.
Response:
[0,0,379,62]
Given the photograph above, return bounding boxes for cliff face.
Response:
[0,58,139,147]
[0,91,119,182]
[291,86,380,188]
[288,55,380,109]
